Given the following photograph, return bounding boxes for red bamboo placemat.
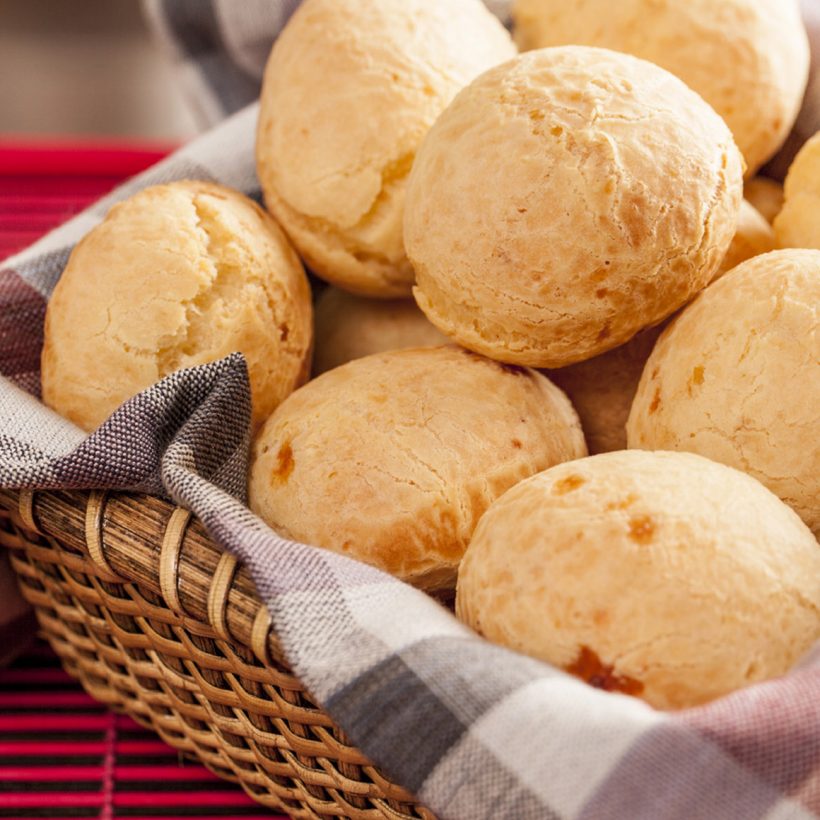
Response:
[0,140,286,820]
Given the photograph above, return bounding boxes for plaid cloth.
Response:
[2,3,820,818]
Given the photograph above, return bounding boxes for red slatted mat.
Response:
[0,141,285,820]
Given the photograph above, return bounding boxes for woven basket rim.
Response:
[0,487,287,669]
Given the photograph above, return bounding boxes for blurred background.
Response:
[0,0,197,141]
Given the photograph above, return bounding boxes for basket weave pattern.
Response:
[0,488,433,819]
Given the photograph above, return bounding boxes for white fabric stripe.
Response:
[468,677,663,817]
[279,578,469,702]
[3,213,100,288]
[762,799,818,820]
[0,379,85,457]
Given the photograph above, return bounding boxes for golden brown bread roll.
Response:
[313,287,447,375]
[457,450,820,710]
[512,0,809,176]
[628,249,820,535]
[250,346,586,590]
[405,47,743,368]
[256,0,515,298]
[42,181,312,431]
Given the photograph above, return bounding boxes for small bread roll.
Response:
[313,287,447,375]
[775,133,820,249]
[456,450,820,710]
[744,177,784,224]
[250,346,586,590]
[405,47,743,367]
[714,200,775,281]
[545,327,662,455]
[513,0,809,176]
[628,250,820,534]
[42,181,312,431]
[256,0,515,298]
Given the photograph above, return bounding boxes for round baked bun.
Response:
[745,177,784,224]
[313,287,447,375]
[628,250,820,535]
[404,47,743,368]
[512,0,809,176]
[256,0,515,298]
[42,181,312,432]
[544,326,662,455]
[456,450,820,710]
[775,133,820,250]
[250,346,586,590]
[714,200,775,281]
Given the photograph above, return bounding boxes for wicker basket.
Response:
[0,487,434,819]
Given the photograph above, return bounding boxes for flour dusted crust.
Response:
[404,47,743,368]
[256,0,515,298]
[513,0,809,176]
[249,346,586,590]
[627,249,820,534]
[775,133,820,250]
[714,200,775,281]
[456,450,820,710]
[745,177,784,224]
[313,287,447,375]
[41,181,313,431]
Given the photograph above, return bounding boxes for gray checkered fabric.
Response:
[1,3,819,818]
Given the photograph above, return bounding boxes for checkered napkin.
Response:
[2,3,820,818]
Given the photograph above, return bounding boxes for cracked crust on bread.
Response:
[404,47,744,367]
[627,249,820,534]
[41,180,313,431]
[255,0,515,297]
[249,345,586,590]
[456,450,820,709]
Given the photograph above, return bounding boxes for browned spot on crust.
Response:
[511,438,522,449]
[595,288,609,299]
[687,366,705,396]
[629,515,655,544]
[554,474,585,495]
[273,442,294,482]
[590,268,609,283]
[566,646,644,696]
[649,387,661,414]
[651,367,659,380]
[597,324,611,342]
[606,493,638,511]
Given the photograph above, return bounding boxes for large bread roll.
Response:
[457,450,820,710]
[628,249,820,535]
[250,346,586,590]
[513,0,809,176]
[405,47,743,368]
[256,0,515,298]
[42,181,312,431]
